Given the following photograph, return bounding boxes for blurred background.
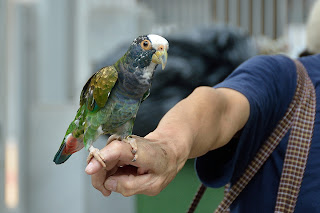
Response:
[0,0,317,212]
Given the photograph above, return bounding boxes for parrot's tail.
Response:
[53,143,72,164]
[53,134,84,165]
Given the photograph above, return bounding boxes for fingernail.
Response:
[105,178,117,191]
[85,162,93,173]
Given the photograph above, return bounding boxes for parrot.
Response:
[53,34,169,167]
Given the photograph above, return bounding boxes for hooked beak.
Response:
[152,47,168,70]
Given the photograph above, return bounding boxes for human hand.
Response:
[85,135,182,197]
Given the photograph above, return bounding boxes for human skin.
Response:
[85,86,250,197]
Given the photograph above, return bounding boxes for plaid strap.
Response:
[187,184,207,213]
[274,61,316,212]
[187,60,316,213]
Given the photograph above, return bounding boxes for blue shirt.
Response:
[196,54,320,212]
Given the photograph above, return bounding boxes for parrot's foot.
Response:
[106,134,122,145]
[106,134,138,162]
[87,146,106,168]
[123,135,138,162]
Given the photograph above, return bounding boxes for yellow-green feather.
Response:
[92,66,118,108]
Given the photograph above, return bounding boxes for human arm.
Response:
[85,86,250,196]
[149,86,250,168]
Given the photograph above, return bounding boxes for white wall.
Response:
[0,0,7,212]
[0,0,153,213]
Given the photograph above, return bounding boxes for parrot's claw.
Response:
[106,134,121,145]
[107,134,138,162]
[87,146,106,168]
[124,135,138,162]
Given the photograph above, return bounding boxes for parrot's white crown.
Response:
[147,34,169,50]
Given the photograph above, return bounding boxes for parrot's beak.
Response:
[152,48,168,70]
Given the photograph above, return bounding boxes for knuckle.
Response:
[120,184,135,197]
[121,191,133,197]
[147,185,161,196]
[146,191,159,196]
[91,180,102,190]
[111,140,123,150]
[122,180,134,191]
[119,178,136,197]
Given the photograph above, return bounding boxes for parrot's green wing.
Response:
[80,66,118,111]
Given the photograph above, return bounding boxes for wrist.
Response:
[145,125,192,172]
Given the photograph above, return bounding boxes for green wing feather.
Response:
[141,88,150,102]
[80,66,118,111]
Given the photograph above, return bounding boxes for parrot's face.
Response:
[131,34,169,69]
[125,34,169,83]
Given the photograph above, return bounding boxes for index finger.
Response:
[85,140,136,175]
[85,158,103,175]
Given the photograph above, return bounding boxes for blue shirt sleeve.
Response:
[195,55,297,187]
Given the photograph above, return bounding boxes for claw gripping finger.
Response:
[124,136,138,162]
[87,146,106,168]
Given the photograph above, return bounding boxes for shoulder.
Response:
[234,54,296,78]
[220,54,297,83]
[214,55,297,154]
[215,55,297,107]
[299,54,320,73]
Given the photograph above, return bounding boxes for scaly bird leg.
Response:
[106,134,122,145]
[87,146,106,168]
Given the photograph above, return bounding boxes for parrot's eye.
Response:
[140,40,152,50]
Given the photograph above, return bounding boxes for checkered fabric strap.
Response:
[214,60,316,213]
[187,184,207,213]
[274,61,316,212]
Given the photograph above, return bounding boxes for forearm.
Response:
[146,86,249,171]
